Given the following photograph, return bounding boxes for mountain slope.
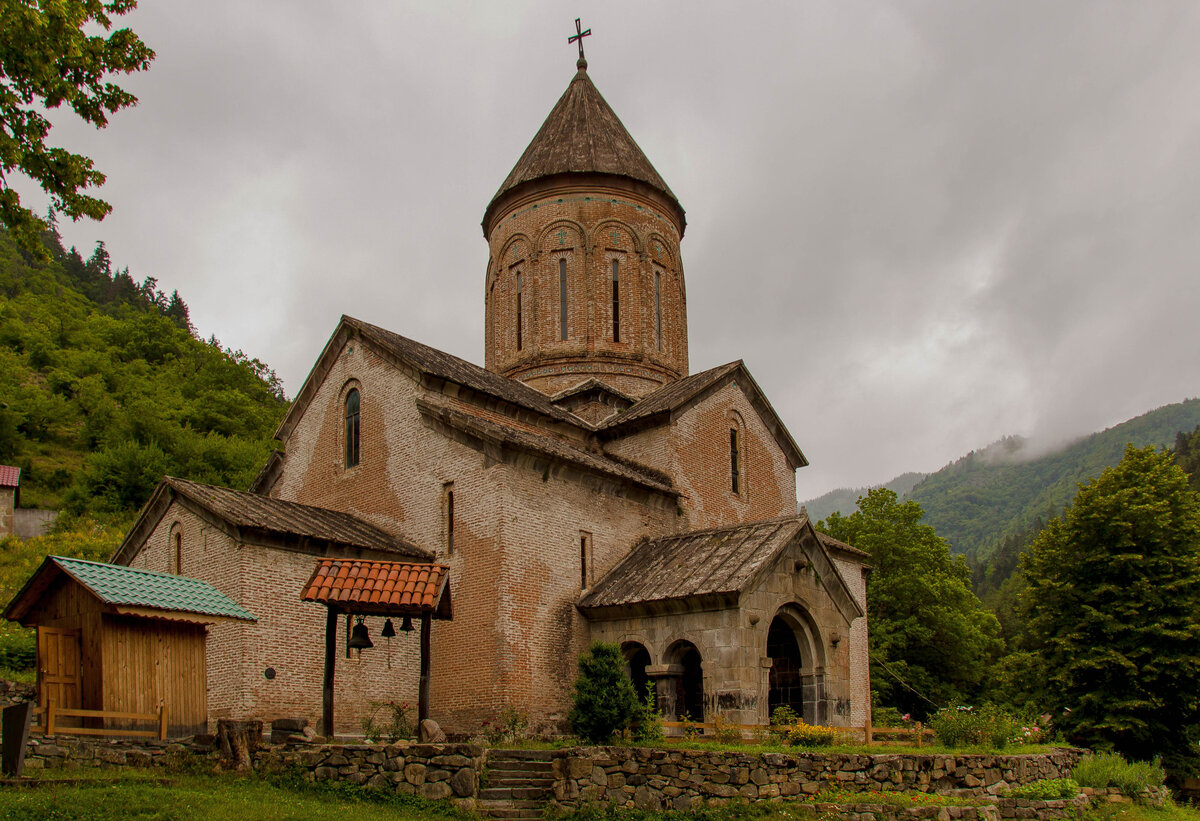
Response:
[800,472,928,522]
[0,228,287,517]
[909,399,1200,564]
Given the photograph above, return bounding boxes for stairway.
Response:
[478,750,557,820]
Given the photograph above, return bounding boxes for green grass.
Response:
[0,769,473,821]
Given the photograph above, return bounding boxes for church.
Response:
[109,43,871,737]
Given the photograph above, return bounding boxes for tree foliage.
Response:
[568,642,639,744]
[0,227,286,516]
[819,489,1002,718]
[0,0,154,254]
[1022,445,1200,777]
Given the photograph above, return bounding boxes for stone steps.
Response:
[478,751,557,820]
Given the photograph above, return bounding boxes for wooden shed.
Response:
[3,556,256,737]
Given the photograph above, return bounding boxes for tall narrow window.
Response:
[174,530,183,575]
[559,257,568,341]
[611,259,620,342]
[580,532,592,590]
[515,272,523,351]
[344,388,360,468]
[730,427,740,494]
[444,482,455,555]
[654,271,663,351]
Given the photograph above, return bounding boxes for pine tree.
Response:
[1023,445,1200,777]
[568,642,638,744]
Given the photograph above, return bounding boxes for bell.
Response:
[348,616,373,650]
[381,619,397,638]
[400,614,414,633]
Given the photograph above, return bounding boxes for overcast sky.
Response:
[24,1,1200,500]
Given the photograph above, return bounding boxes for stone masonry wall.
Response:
[548,747,1083,812]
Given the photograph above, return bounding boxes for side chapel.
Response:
[111,45,871,735]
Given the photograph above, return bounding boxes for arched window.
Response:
[654,270,663,352]
[344,388,360,468]
[169,522,182,575]
[611,259,620,342]
[559,257,568,341]
[514,271,523,351]
[730,426,741,494]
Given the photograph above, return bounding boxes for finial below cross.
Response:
[569,18,591,64]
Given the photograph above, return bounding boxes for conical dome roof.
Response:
[483,65,684,233]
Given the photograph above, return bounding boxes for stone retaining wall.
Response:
[549,747,1082,811]
[22,736,210,770]
[797,804,998,821]
[253,742,483,806]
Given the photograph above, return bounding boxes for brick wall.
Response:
[123,501,421,735]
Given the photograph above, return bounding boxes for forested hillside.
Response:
[800,472,928,522]
[909,399,1200,567]
[0,226,287,518]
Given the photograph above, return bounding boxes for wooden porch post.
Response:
[322,607,337,738]
[418,614,431,722]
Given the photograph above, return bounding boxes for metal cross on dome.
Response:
[569,18,591,62]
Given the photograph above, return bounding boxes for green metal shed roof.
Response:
[52,556,256,622]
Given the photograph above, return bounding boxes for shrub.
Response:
[482,706,529,746]
[568,642,638,744]
[1008,778,1080,800]
[1073,752,1166,799]
[361,700,414,742]
[711,713,742,745]
[631,683,664,744]
[930,704,1022,748]
[786,721,837,747]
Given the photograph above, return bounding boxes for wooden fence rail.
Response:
[30,702,167,741]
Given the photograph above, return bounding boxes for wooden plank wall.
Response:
[101,615,208,736]
[35,578,105,712]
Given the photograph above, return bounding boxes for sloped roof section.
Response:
[580,515,865,625]
[416,398,674,495]
[4,556,256,625]
[164,477,428,559]
[276,316,590,445]
[113,476,429,565]
[579,517,803,612]
[0,465,19,487]
[485,67,683,230]
[302,559,451,618]
[600,360,807,470]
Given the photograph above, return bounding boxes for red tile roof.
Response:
[0,465,20,488]
[301,560,451,618]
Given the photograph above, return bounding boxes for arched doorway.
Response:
[768,617,805,719]
[621,642,651,703]
[767,605,826,725]
[665,641,704,722]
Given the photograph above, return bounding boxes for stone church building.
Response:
[111,53,871,736]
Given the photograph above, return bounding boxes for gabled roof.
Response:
[578,515,863,625]
[484,66,684,235]
[276,315,590,444]
[4,556,256,626]
[0,464,19,488]
[416,397,675,496]
[112,476,429,565]
[302,559,452,619]
[600,361,808,470]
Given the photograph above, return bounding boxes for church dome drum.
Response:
[483,60,689,399]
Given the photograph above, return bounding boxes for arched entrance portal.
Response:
[621,642,651,703]
[665,641,704,722]
[767,617,804,719]
[767,605,827,725]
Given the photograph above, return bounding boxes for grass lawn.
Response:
[0,769,472,821]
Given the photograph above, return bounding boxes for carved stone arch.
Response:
[767,601,828,725]
[491,233,534,288]
[662,637,706,722]
[535,218,587,250]
[593,219,643,254]
[619,638,655,703]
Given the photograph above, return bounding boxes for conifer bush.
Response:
[568,642,638,744]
